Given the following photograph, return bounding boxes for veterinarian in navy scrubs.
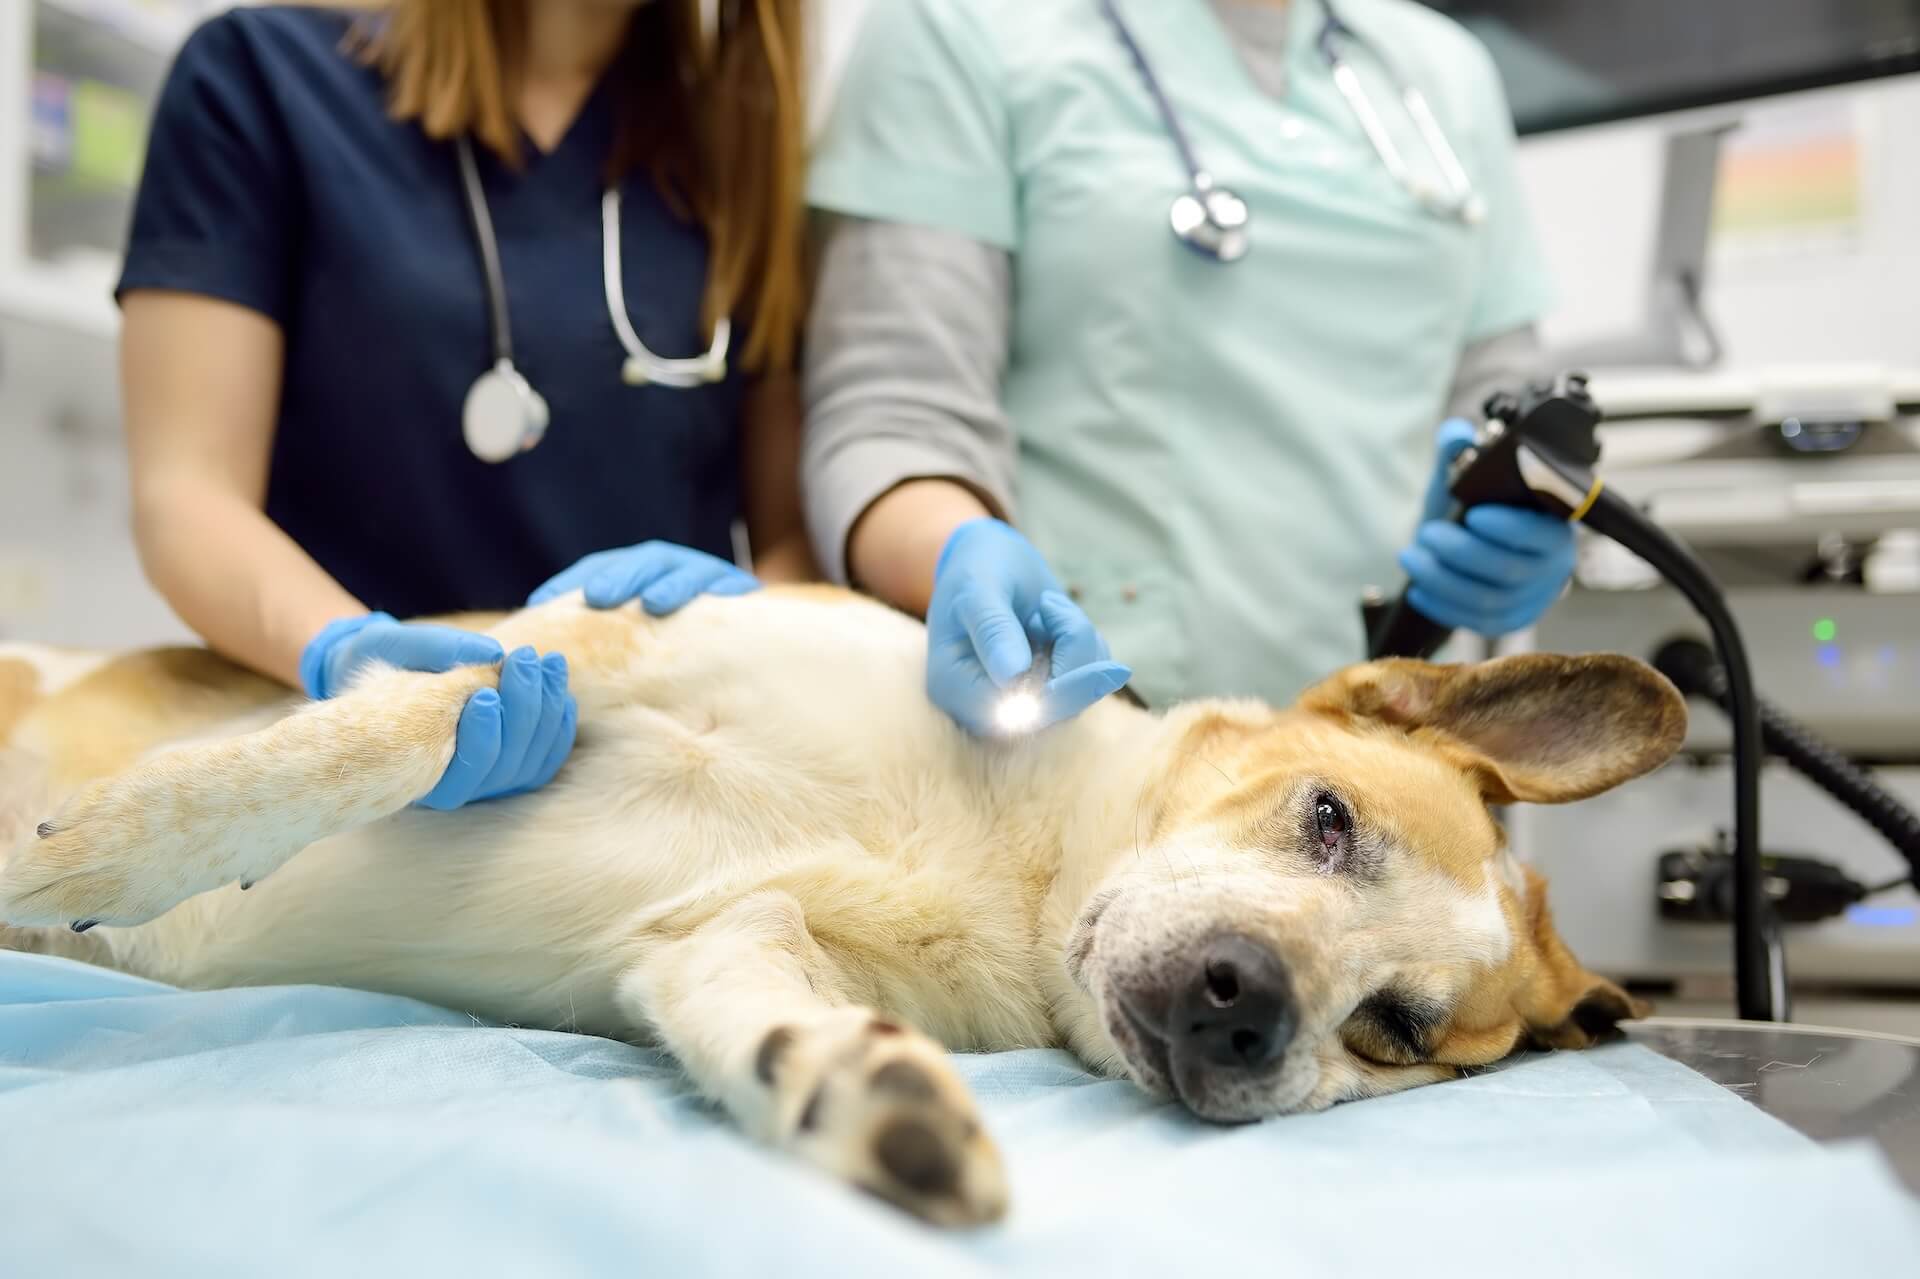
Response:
[118,0,812,809]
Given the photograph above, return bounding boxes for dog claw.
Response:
[70,919,99,934]
[239,880,253,891]
[35,821,55,839]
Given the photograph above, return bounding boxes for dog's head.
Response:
[1065,652,1685,1121]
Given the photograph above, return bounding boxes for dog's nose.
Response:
[1171,932,1295,1071]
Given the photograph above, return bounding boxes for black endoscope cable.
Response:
[1568,488,1786,1021]
[1653,637,1920,892]
[1365,373,1787,1022]
[1367,376,1920,1019]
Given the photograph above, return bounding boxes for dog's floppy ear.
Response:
[1511,866,1651,1048]
[1297,652,1688,805]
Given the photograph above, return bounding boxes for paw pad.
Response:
[755,1025,795,1085]
[868,1059,938,1102]
[797,1083,827,1132]
[874,1118,959,1198]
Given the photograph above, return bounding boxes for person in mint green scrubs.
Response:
[802,0,1577,730]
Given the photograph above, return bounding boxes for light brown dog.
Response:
[0,587,1682,1225]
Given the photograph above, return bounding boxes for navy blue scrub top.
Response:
[117,6,745,618]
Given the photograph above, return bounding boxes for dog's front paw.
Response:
[0,775,189,929]
[0,744,271,929]
[756,1010,1008,1227]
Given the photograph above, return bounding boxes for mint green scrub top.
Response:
[809,0,1554,706]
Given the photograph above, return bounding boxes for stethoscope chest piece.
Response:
[1104,0,1485,260]
[1170,184,1251,263]
[450,136,729,461]
[463,359,550,464]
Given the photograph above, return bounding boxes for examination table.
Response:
[1,952,1915,1276]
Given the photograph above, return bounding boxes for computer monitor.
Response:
[1424,0,1920,135]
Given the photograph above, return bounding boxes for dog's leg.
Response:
[0,599,645,933]
[0,662,496,930]
[622,891,1008,1227]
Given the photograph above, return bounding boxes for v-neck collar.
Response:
[512,73,615,179]
[1126,0,1324,108]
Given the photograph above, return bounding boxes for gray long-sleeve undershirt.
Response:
[801,0,1546,583]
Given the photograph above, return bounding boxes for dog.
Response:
[0,587,1683,1226]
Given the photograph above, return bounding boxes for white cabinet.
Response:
[0,0,216,647]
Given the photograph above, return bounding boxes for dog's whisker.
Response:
[1170,747,1239,790]
[1131,782,1148,864]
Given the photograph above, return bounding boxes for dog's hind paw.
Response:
[757,1010,1008,1227]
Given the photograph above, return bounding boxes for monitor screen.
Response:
[1422,1,1920,134]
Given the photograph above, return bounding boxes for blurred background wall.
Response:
[0,0,1914,650]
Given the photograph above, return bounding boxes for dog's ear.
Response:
[1510,866,1651,1048]
[1297,652,1688,805]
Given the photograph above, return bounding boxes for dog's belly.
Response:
[136,591,1010,1038]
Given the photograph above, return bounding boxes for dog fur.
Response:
[0,588,1684,1225]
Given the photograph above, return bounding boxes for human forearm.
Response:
[750,532,816,585]
[740,370,820,586]
[120,293,347,687]
[801,217,1018,600]
[844,477,992,618]
[132,474,362,687]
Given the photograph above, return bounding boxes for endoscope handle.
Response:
[1365,375,1604,661]
[1364,587,1457,662]
[1364,448,1491,661]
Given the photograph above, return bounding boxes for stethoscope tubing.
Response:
[1102,0,1483,247]
[453,135,728,398]
[455,135,516,368]
[600,187,730,388]
[1097,0,1213,192]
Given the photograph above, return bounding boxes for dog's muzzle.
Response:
[1072,877,1322,1122]
[1112,929,1298,1117]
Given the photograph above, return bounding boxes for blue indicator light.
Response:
[1845,904,1917,928]
[1816,643,1842,669]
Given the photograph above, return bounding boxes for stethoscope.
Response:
[453,135,731,464]
[1098,0,1486,264]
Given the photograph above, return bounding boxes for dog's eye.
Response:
[1313,792,1350,856]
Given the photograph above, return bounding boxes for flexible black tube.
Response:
[1581,489,1785,1021]
[1652,638,1920,883]
[1367,594,1455,662]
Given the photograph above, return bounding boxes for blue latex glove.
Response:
[1396,418,1578,636]
[527,542,760,614]
[299,613,577,811]
[926,518,1133,737]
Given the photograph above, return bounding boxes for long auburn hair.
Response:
[350,0,805,373]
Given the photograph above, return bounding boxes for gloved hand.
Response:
[527,541,759,614]
[300,613,577,811]
[1396,418,1577,636]
[926,518,1132,736]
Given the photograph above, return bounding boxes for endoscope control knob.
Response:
[1482,390,1521,423]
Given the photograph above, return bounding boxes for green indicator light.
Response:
[1813,618,1838,643]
